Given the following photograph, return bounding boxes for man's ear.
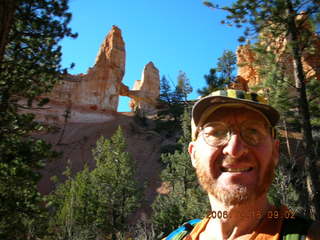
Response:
[188,141,197,168]
[273,139,280,166]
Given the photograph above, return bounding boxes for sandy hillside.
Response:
[37,111,171,217]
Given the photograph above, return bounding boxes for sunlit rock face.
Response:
[128,62,160,114]
[47,25,125,112]
[235,14,320,90]
[234,45,258,91]
[29,26,162,123]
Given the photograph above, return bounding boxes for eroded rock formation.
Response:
[46,25,125,112]
[235,16,320,89]
[127,62,160,113]
[231,45,258,91]
[35,26,161,123]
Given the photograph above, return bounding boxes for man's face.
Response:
[188,107,279,206]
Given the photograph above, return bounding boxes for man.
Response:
[164,89,319,240]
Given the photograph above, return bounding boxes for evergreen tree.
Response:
[47,127,142,240]
[159,75,173,104]
[156,75,182,135]
[91,127,142,239]
[175,71,193,102]
[253,34,320,132]
[204,0,320,219]
[268,152,306,215]
[47,164,98,240]
[198,68,220,96]
[157,72,193,133]
[307,78,320,131]
[152,109,209,237]
[216,50,237,84]
[250,49,308,213]
[252,48,298,125]
[198,50,236,97]
[0,0,76,238]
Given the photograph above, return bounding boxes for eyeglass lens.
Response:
[201,121,270,146]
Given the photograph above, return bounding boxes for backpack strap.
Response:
[280,216,313,240]
[165,219,201,240]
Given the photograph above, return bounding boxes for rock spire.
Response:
[47,25,126,112]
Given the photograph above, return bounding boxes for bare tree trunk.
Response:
[0,0,17,63]
[0,1,17,115]
[283,120,292,161]
[286,0,320,219]
[292,53,320,220]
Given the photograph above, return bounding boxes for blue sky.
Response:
[61,0,243,112]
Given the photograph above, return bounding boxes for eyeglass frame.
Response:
[197,120,275,147]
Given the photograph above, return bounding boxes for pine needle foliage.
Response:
[198,50,236,97]
[152,109,209,237]
[157,73,193,136]
[0,0,76,238]
[47,127,142,240]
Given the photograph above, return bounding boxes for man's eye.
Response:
[243,126,266,138]
[205,127,227,138]
[247,128,259,134]
[213,129,227,137]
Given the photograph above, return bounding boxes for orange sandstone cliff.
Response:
[235,16,320,90]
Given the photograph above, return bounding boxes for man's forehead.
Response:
[204,106,269,124]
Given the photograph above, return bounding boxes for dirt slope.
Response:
[37,112,166,217]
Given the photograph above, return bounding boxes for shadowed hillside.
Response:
[37,112,175,218]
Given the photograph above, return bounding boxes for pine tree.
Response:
[175,71,193,102]
[92,127,142,239]
[198,68,220,96]
[252,47,298,126]
[307,78,320,131]
[157,72,193,133]
[47,127,142,239]
[268,152,306,215]
[47,164,98,240]
[0,0,76,238]
[152,109,209,236]
[159,75,173,104]
[198,50,236,97]
[216,50,237,84]
[157,75,181,135]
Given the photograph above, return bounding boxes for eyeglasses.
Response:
[199,120,272,147]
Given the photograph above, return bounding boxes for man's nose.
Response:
[222,133,248,158]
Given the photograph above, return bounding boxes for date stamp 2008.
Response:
[210,210,295,220]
